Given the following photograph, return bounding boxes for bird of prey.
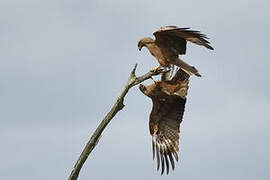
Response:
[138,26,214,77]
[139,69,190,175]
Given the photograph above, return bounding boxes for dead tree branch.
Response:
[68,64,166,180]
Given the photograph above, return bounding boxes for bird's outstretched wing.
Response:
[153,26,214,55]
[150,95,186,175]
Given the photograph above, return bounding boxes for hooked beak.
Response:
[138,41,144,51]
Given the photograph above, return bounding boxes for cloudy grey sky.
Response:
[1,0,270,179]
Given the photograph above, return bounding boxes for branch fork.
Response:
[68,64,166,180]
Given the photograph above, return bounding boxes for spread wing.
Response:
[150,95,186,175]
[153,26,214,55]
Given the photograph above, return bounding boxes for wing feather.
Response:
[156,142,160,170]
[154,26,214,56]
[152,139,155,160]
[164,147,170,174]
[150,95,186,175]
[168,152,175,170]
[160,144,165,175]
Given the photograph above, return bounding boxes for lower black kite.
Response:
[139,69,190,175]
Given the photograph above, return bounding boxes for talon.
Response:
[151,66,161,73]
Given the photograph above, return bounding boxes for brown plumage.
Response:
[139,69,190,175]
[138,26,214,77]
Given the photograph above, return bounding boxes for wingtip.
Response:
[195,72,202,77]
[156,143,160,171]
[207,45,214,50]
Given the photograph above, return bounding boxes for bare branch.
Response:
[68,64,166,180]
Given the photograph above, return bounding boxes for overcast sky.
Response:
[1,0,270,179]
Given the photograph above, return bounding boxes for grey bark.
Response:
[68,64,166,180]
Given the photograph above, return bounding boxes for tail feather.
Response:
[169,57,201,77]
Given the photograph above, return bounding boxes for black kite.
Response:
[138,26,214,77]
[139,69,190,175]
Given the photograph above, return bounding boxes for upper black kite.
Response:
[138,26,214,77]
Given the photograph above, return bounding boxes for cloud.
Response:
[0,0,269,179]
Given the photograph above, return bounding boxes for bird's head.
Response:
[139,83,160,98]
[139,84,147,94]
[137,37,154,51]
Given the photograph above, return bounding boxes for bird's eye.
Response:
[139,84,146,91]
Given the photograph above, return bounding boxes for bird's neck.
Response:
[145,42,156,49]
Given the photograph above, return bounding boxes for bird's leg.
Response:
[150,66,161,73]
